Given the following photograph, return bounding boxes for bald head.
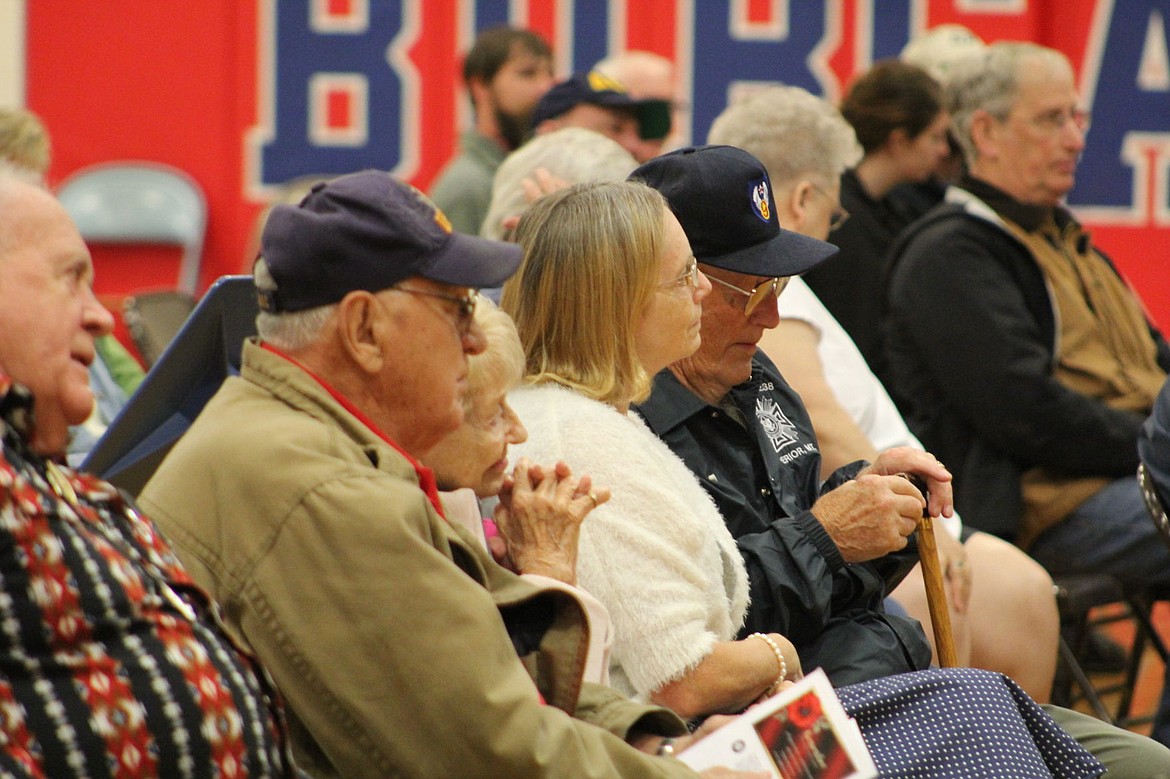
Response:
[595,51,675,101]
[0,174,48,255]
[0,174,114,454]
[594,50,683,160]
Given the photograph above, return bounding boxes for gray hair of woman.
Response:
[707,85,861,189]
[946,41,1072,166]
[480,127,638,241]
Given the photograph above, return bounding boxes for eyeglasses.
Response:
[389,286,477,335]
[810,182,850,231]
[707,274,791,316]
[1018,107,1091,135]
[660,256,701,290]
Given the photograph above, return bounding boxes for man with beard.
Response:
[429,26,553,234]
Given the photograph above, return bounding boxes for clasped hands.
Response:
[492,457,610,584]
[811,446,953,564]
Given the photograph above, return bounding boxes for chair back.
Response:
[57,162,207,295]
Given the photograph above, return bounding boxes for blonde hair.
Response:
[501,180,666,406]
[466,296,524,412]
[0,108,50,178]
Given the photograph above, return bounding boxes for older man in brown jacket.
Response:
[140,171,755,778]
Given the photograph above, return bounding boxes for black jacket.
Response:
[636,354,930,687]
[882,178,1170,540]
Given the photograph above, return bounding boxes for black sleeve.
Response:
[886,221,1145,475]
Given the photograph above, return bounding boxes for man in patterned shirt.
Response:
[0,172,294,778]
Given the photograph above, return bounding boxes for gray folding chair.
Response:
[57,161,207,296]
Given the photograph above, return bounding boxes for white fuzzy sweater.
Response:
[508,383,749,700]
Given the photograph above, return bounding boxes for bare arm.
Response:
[650,633,801,720]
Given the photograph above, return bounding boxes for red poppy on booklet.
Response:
[678,669,876,779]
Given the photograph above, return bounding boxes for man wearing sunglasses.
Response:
[634,145,955,685]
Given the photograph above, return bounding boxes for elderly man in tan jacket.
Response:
[140,171,761,779]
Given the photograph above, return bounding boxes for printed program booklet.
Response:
[677,668,877,779]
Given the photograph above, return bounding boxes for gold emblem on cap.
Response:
[409,184,454,234]
[587,70,628,94]
[752,180,771,222]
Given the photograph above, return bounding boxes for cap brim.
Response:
[422,233,524,289]
[698,229,838,277]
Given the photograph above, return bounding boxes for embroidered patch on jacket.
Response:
[755,396,798,453]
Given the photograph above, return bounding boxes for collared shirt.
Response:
[636,352,931,685]
[0,375,292,778]
[260,342,444,516]
[960,174,1083,239]
[636,353,848,558]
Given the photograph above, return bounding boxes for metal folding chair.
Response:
[57,161,207,296]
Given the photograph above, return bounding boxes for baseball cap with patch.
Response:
[533,70,672,141]
[631,145,838,276]
[258,170,522,312]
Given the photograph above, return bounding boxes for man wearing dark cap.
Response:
[533,70,672,162]
[139,171,728,778]
[633,147,1170,777]
[633,145,951,686]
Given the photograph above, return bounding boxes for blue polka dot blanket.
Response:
[836,668,1105,778]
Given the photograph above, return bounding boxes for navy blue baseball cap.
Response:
[533,71,672,141]
[631,145,838,276]
[258,170,522,312]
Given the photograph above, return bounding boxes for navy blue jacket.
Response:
[636,352,930,686]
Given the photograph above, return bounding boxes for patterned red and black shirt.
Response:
[0,378,294,778]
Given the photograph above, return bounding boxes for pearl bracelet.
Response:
[749,632,788,694]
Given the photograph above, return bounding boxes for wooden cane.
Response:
[916,512,959,667]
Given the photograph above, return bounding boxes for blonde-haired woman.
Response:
[504,180,794,718]
[501,179,1105,777]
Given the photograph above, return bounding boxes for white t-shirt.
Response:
[776,277,962,538]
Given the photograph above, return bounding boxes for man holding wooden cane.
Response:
[633,146,950,688]
[633,145,1170,777]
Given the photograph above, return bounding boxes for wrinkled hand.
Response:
[860,446,954,519]
[811,474,924,563]
[493,458,610,584]
[935,525,972,614]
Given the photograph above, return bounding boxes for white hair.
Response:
[900,24,986,86]
[947,41,1073,166]
[707,85,862,188]
[252,257,337,351]
[480,127,638,241]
